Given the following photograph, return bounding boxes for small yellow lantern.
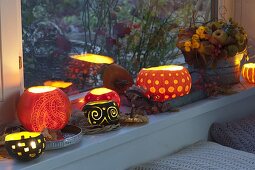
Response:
[5,132,46,161]
[242,63,255,84]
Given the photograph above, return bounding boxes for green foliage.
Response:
[22,0,211,89]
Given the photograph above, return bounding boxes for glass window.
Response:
[22,0,212,95]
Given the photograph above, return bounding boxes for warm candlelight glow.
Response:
[90,87,113,95]
[5,132,41,141]
[4,131,46,161]
[44,81,72,88]
[28,86,56,93]
[242,63,255,83]
[84,87,120,106]
[143,65,184,71]
[71,53,114,64]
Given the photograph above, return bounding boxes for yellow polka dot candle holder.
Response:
[136,65,192,102]
[82,100,120,126]
[5,132,46,161]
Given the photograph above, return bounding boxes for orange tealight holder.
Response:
[242,63,255,84]
[136,65,192,102]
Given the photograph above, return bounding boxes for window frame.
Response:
[1,0,226,97]
[0,0,23,122]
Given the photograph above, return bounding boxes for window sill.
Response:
[1,84,255,170]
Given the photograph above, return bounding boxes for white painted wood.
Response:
[234,0,255,41]
[0,0,22,125]
[218,0,235,20]
[1,88,255,170]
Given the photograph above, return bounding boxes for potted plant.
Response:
[176,18,248,85]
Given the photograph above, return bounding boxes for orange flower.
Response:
[184,40,192,52]
[192,41,200,49]
[185,46,191,52]
[184,41,191,47]
[196,26,205,35]
[192,34,200,40]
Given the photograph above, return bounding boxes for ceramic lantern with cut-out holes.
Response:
[136,65,192,102]
[5,132,46,161]
[82,100,120,126]
[84,87,120,106]
[17,86,71,132]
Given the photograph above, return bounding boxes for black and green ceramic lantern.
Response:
[82,100,120,126]
[5,131,46,161]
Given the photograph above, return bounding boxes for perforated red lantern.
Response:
[242,63,255,84]
[84,87,120,106]
[17,86,71,132]
[137,65,192,102]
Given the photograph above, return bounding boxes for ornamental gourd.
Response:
[84,87,120,106]
[242,63,255,84]
[17,86,71,132]
[103,64,134,94]
[136,65,192,102]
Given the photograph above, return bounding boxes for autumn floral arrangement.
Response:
[176,18,247,68]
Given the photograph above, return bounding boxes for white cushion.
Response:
[129,141,255,170]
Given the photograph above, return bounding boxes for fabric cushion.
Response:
[129,141,255,170]
[210,114,255,154]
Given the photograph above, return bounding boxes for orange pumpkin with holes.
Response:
[84,87,120,106]
[17,86,71,132]
[136,65,192,102]
[242,63,255,83]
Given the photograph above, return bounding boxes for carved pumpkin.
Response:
[103,64,134,94]
[242,63,255,83]
[5,132,46,161]
[84,87,120,106]
[17,86,71,132]
[137,65,192,102]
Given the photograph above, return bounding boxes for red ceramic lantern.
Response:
[137,65,192,102]
[242,63,255,84]
[84,87,120,106]
[17,86,71,132]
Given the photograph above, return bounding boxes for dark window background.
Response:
[22,0,211,95]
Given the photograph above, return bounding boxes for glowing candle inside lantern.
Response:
[70,53,114,64]
[5,131,46,161]
[44,81,72,89]
[84,87,120,106]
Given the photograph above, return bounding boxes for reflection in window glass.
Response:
[22,0,211,95]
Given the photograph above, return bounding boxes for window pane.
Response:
[22,0,211,95]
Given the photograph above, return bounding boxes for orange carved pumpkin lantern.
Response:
[84,87,120,106]
[242,63,255,84]
[137,65,192,102]
[17,86,71,132]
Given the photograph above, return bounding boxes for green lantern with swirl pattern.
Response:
[82,100,120,126]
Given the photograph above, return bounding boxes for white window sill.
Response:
[1,84,255,170]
